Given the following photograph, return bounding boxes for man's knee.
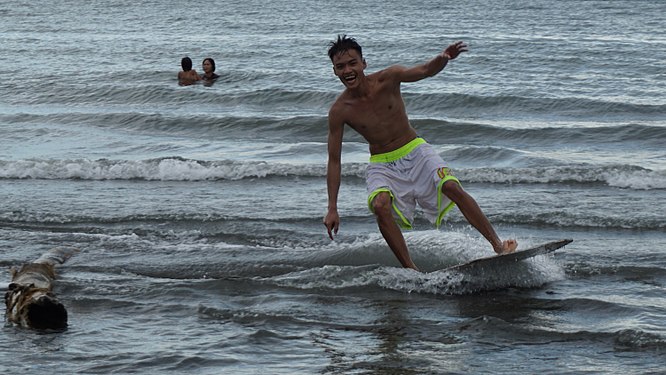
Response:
[441,179,465,200]
[441,179,462,193]
[372,192,393,217]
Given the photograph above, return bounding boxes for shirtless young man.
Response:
[323,35,517,271]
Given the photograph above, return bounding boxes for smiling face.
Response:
[332,49,367,89]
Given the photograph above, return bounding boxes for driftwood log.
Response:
[5,247,77,330]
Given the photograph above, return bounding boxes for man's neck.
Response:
[347,75,371,98]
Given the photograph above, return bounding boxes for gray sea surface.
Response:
[1,0,665,373]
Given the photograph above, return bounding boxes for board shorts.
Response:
[366,137,460,229]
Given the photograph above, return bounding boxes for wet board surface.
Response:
[446,239,573,272]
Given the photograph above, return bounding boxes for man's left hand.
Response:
[443,41,468,60]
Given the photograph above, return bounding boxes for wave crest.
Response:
[1,157,664,190]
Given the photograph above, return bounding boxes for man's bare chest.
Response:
[344,96,403,129]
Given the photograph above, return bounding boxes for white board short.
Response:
[366,138,460,229]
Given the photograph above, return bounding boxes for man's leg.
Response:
[441,180,512,254]
[372,192,419,270]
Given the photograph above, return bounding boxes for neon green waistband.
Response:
[369,138,426,163]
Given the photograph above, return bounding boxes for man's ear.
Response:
[363,59,367,69]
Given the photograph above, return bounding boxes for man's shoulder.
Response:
[328,91,352,122]
[371,65,406,85]
[329,94,346,113]
[378,65,405,74]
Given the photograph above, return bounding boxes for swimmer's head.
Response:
[203,58,216,73]
[181,56,193,71]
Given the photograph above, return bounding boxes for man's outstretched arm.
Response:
[395,41,468,83]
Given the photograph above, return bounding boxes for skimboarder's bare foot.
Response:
[495,239,517,255]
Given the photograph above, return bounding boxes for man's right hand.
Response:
[323,210,340,240]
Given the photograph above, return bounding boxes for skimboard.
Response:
[446,239,572,272]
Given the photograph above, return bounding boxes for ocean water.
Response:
[1,0,665,373]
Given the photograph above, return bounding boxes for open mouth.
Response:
[343,74,357,85]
